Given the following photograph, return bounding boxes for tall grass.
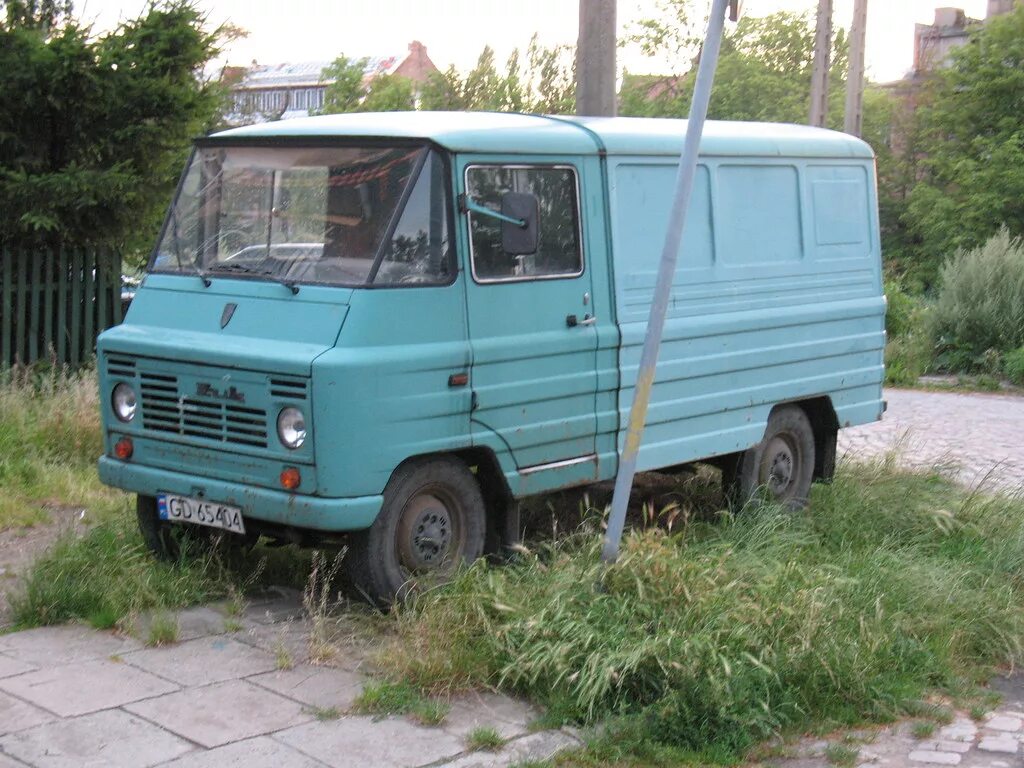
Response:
[0,363,124,529]
[380,464,1024,760]
[931,227,1024,372]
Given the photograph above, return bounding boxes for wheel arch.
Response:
[387,447,518,556]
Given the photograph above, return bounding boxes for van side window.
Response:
[466,166,582,282]
[373,151,452,286]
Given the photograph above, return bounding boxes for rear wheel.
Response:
[346,456,486,606]
[135,495,257,561]
[724,405,816,510]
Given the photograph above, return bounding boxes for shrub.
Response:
[1005,347,1024,386]
[884,282,932,385]
[930,228,1024,372]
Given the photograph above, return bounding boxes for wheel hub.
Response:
[398,493,453,572]
[764,435,796,494]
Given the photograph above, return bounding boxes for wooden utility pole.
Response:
[809,0,833,127]
[844,0,868,136]
[576,0,617,116]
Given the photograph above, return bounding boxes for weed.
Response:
[304,705,341,721]
[911,721,936,739]
[273,639,295,670]
[379,464,1024,760]
[352,680,448,725]
[303,548,346,664]
[146,612,179,647]
[970,704,989,721]
[223,618,243,633]
[825,743,859,767]
[466,726,505,751]
[0,363,125,530]
[410,698,449,726]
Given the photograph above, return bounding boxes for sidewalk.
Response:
[0,590,579,767]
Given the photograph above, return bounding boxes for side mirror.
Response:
[501,192,539,256]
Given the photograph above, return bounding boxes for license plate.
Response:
[157,494,246,535]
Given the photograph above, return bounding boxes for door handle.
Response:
[566,314,597,328]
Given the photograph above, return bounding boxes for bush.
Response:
[930,228,1024,372]
[1005,347,1024,386]
[884,282,932,385]
[379,466,1024,760]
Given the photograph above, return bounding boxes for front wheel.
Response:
[346,456,486,606]
[724,405,816,511]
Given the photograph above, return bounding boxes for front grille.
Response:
[140,372,269,448]
[269,377,308,400]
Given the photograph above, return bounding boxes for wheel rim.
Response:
[761,433,801,499]
[396,489,463,574]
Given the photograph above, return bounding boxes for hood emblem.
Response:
[220,303,237,329]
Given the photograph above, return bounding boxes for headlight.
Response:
[277,407,306,449]
[111,383,137,423]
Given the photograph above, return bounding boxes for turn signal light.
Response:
[114,437,134,460]
[280,467,301,491]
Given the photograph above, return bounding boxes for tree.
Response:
[2,0,70,30]
[620,10,849,124]
[320,56,417,114]
[420,37,574,114]
[904,6,1024,273]
[0,1,228,258]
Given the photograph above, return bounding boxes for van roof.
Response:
[211,111,875,159]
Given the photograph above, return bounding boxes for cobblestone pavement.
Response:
[0,590,579,767]
[838,388,1024,494]
[771,686,1024,768]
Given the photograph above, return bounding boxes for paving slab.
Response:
[134,606,231,644]
[249,664,364,710]
[0,708,194,768]
[235,620,313,668]
[0,654,34,680]
[442,692,538,740]
[0,625,141,667]
[0,690,56,735]
[241,588,305,626]
[154,736,326,767]
[0,753,29,767]
[125,679,311,749]
[276,715,466,768]
[123,635,278,687]
[438,730,582,768]
[0,658,177,717]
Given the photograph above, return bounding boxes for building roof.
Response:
[210,112,875,159]
[234,58,399,90]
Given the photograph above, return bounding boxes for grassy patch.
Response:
[911,721,936,739]
[824,743,859,767]
[8,513,237,629]
[146,611,179,646]
[352,680,449,725]
[466,726,505,751]
[305,705,341,721]
[378,463,1024,762]
[0,364,126,530]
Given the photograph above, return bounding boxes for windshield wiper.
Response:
[208,262,299,294]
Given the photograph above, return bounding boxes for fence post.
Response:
[70,248,82,367]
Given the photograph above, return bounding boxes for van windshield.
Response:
[150,144,452,287]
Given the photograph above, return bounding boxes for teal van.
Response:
[97,112,885,602]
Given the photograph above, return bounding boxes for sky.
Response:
[74,0,993,83]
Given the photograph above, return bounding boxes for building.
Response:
[913,1,1017,73]
[224,41,439,125]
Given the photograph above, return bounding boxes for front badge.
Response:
[220,302,237,329]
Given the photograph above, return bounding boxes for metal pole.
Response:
[844,0,868,136]
[576,0,617,116]
[809,0,833,127]
[601,0,733,564]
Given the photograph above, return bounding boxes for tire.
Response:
[724,405,816,511]
[135,494,257,562]
[346,456,486,606]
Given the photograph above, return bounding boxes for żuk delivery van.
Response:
[97,112,885,603]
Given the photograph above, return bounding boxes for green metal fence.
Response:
[1,247,124,368]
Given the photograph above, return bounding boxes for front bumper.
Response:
[98,456,382,533]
